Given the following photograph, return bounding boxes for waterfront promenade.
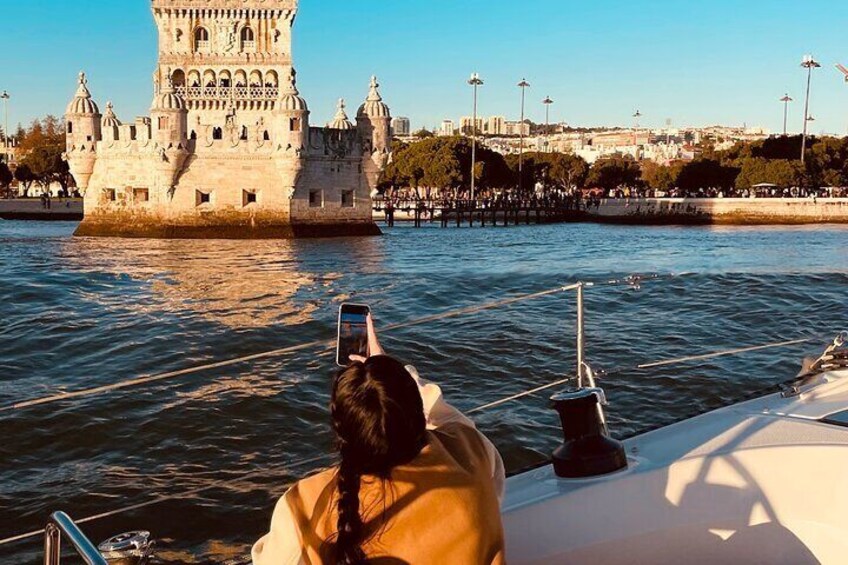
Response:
[0,198,83,221]
[374,197,848,227]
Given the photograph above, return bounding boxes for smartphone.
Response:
[337,303,371,367]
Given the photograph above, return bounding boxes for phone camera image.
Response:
[337,305,370,366]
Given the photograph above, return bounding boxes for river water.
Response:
[1,220,846,563]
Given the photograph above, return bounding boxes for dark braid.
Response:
[330,356,427,565]
[335,454,367,565]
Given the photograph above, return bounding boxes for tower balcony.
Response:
[176,85,280,101]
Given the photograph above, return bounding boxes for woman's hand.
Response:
[349,314,385,363]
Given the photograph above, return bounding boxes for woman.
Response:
[253,315,506,564]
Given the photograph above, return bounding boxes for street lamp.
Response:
[800,55,821,164]
[543,96,554,153]
[632,110,642,145]
[467,72,483,203]
[517,79,530,193]
[1,91,9,165]
[780,94,793,136]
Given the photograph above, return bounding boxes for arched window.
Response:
[212,127,223,140]
[194,27,209,51]
[241,27,255,51]
[67,121,73,134]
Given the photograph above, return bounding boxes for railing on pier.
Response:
[373,197,586,228]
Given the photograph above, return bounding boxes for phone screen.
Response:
[337,304,370,366]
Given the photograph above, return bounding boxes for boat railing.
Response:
[43,512,107,565]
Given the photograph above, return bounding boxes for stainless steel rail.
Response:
[44,512,107,565]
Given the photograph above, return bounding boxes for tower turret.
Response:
[64,72,102,191]
[357,76,392,190]
[273,68,309,199]
[101,102,122,144]
[275,68,309,150]
[150,72,189,192]
[357,76,392,154]
[327,99,355,130]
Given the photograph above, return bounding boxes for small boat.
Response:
[36,289,848,565]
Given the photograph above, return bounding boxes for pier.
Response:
[373,198,585,228]
[373,197,848,227]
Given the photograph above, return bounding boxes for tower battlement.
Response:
[66,0,389,239]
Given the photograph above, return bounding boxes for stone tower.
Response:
[68,0,386,239]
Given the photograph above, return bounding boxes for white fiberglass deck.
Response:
[503,369,848,565]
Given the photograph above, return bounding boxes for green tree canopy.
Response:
[379,136,512,196]
[586,155,642,190]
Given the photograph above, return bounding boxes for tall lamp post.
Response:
[517,79,530,193]
[800,55,821,164]
[1,91,9,165]
[468,72,483,203]
[543,96,554,153]
[632,110,642,146]
[780,94,793,136]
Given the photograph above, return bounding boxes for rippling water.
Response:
[1,220,846,563]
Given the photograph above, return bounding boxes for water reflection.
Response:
[55,235,387,328]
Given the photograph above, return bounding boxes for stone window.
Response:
[341,190,355,208]
[212,127,223,140]
[263,130,270,141]
[103,188,116,202]
[158,116,170,130]
[309,190,323,208]
[196,190,211,206]
[290,117,301,132]
[240,126,248,141]
[67,121,73,134]
[241,27,255,51]
[243,190,257,206]
[133,188,149,203]
[194,27,209,51]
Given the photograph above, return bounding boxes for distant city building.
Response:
[392,116,411,137]
[460,116,484,135]
[504,121,530,137]
[486,116,506,136]
[439,120,455,136]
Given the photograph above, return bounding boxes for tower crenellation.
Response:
[66,0,387,238]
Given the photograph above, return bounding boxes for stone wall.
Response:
[589,198,848,225]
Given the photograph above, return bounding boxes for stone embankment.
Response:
[588,198,848,225]
[0,198,84,221]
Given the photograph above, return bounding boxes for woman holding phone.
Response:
[252,314,506,565]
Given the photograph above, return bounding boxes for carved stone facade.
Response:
[67,0,390,238]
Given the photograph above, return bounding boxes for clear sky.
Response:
[3,0,848,136]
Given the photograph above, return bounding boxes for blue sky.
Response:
[4,0,848,135]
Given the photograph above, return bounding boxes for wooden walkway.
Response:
[374,200,585,228]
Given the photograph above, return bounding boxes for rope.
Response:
[0,283,589,413]
[469,336,817,414]
[0,453,333,547]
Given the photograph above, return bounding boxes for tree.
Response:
[735,158,805,190]
[378,136,511,197]
[586,155,642,191]
[14,164,35,196]
[549,153,589,189]
[0,162,13,197]
[641,161,682,191]
[676,159,739,194]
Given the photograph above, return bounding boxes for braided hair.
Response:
[331,356,427,564]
